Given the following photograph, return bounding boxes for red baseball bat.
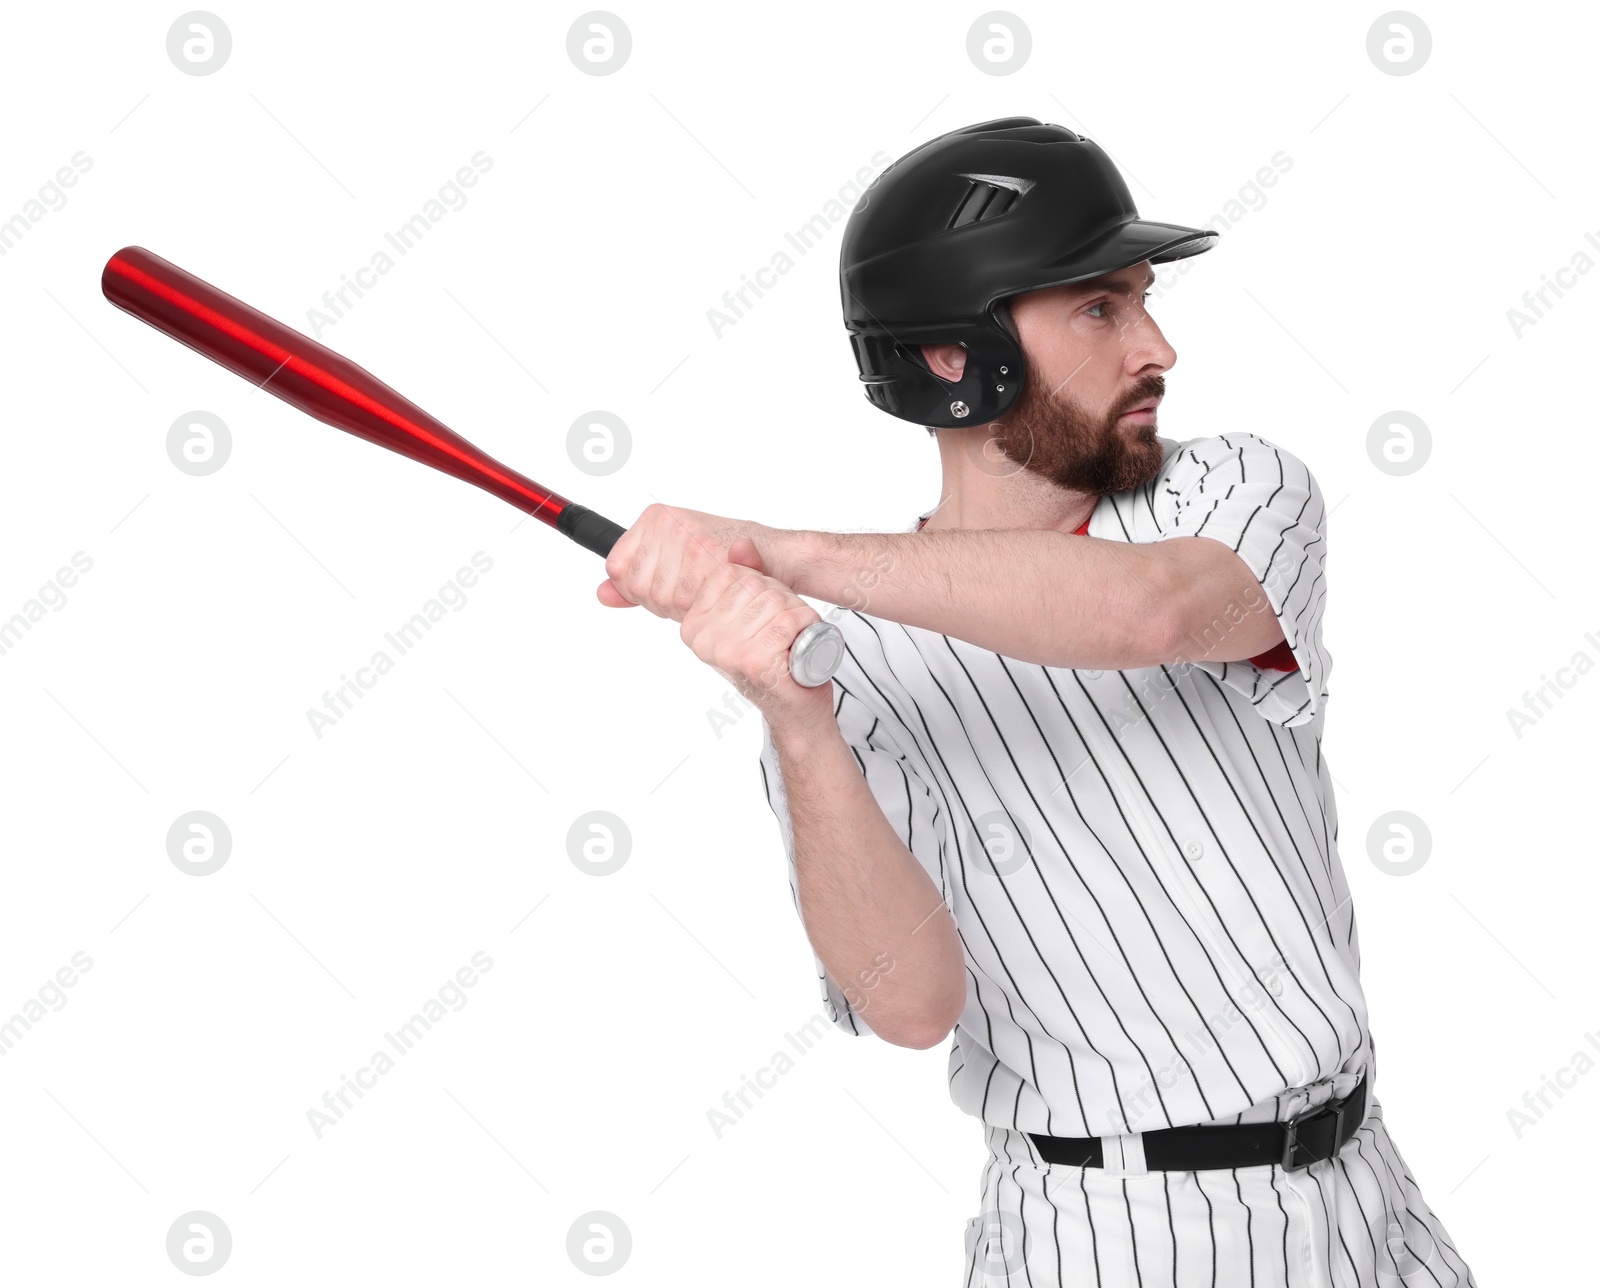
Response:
[100,246,843,687]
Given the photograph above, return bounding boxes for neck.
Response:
[920,425,1096,532]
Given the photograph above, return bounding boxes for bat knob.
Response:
[789,620,845,688]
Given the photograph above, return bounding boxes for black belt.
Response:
[1027,1071,1368,1172]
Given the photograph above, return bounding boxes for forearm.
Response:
[777,527,1175,670]
[770,720,965,1050]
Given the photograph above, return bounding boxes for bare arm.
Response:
[769,527,1285,671]
[595,528,968,1048]
[769,718,966,1050]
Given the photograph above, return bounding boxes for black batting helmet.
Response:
[839,117,1217,429]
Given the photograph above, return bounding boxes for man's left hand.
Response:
[597,503,790,619]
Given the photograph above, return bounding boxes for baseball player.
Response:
[599,118,1475,1287]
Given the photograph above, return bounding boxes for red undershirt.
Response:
[914,512,1298,674]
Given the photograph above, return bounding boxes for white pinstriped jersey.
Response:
[758,431,1364,1139]
[759,430,1479,1286]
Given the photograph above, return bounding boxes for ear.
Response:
[919,342,967,382]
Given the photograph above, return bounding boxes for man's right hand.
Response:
[678,549,837,735]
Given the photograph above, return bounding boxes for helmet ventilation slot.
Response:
[947,181,1019,229]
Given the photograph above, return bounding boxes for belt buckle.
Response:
[1280,1089,1348,1171]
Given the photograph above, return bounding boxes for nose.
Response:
[1125,315,1175,377]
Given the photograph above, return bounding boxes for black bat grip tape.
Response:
[557,504,628,558]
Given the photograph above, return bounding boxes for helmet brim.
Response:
[1012,218,1218,300]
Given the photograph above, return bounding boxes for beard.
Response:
[989,367,1168,495]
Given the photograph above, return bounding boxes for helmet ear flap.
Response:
[848,320,1024,428]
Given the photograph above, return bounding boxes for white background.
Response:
[1,1,1592,1282]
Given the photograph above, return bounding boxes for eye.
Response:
[1086,291,1153,319]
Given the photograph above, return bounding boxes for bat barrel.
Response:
[101,246,574,528]
[100,245,844,688]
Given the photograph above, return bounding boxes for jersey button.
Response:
[1182,837,1204,862]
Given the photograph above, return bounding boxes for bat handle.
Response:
[556,504,845,688]
[556,503,629,557]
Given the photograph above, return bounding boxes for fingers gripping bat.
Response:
[100,246,844,687]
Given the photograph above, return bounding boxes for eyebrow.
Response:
[1072,269,1155,298]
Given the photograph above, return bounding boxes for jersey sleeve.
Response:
[1152,432,1332,727]
[756,682,951,1037]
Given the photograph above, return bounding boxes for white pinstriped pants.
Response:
[962,1080,1476,1287]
